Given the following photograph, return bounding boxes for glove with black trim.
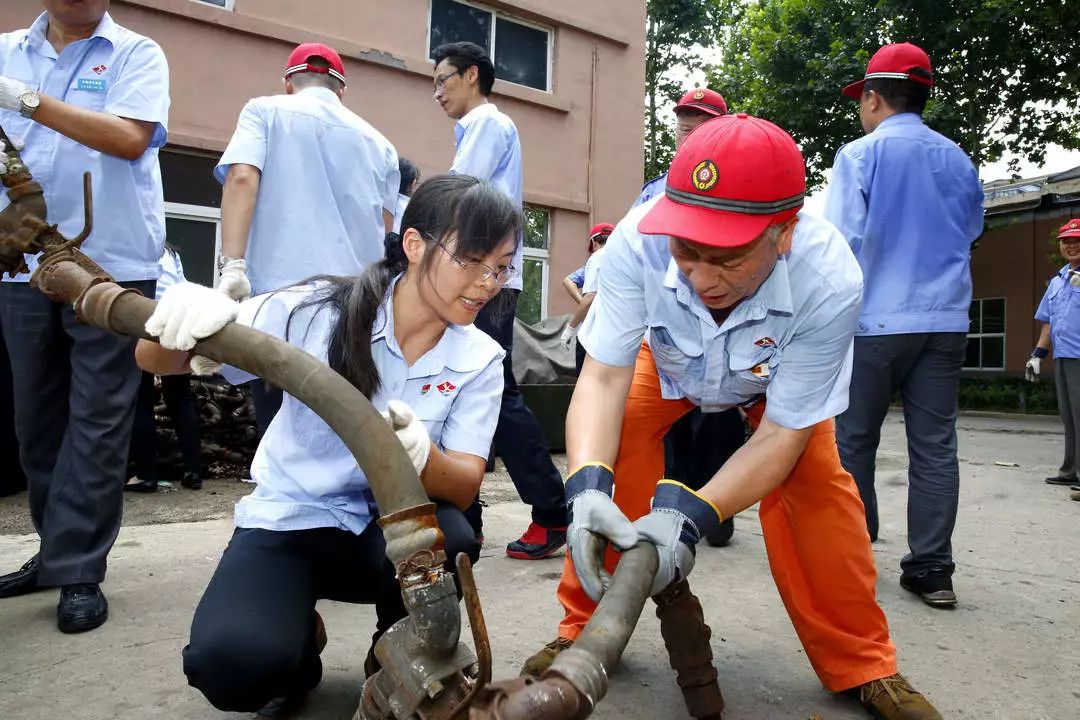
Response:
[565,462,638,602]
[633,479,724,597]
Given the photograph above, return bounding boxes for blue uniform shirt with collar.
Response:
[1036,265,1080,359]
[633,173,667,208]
[0,12,169,282]
[220,278,505,534]
[215,86,400,295]
[578,198,864,431]
[567,265,586,289]
[449,102,524,290]
[823,112,983,336]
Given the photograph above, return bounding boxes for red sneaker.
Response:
[505,522,567,560]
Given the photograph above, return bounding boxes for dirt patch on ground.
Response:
[0,455,570,536]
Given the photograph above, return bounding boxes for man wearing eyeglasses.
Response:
[432,40,569,561]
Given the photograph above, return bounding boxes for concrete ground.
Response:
[0,410,1077,720]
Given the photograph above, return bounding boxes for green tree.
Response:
[709,0,1080,190]
[644,0,728,180]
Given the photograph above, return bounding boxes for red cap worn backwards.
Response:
[589,223,615,239]
[842,42,933,100]
[1059,219,1080,239]
[638,114,805,248]
[674,88,728,118]
[284,42,346,85]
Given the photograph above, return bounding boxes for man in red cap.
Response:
[214,42,400,434]
[634,87,728,207]
[1027,219,1080,503]
[521,113,942,719]
[826,43,984,608]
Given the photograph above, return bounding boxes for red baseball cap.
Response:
[674,88,728,118]
[589,223,615,239]
[638,114,805,248]
[1058,219,1080,239]
[284,42,346,85]
[842,42,933,100]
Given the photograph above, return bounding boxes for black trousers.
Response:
[472,289,567,528]
[0,313,25,497]
[0,280,154,585]
[131,372,202,480]
[182,502,480,712]
[663,407,745,543]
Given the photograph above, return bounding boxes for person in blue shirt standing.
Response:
[137,175,517,716]
[825,43,985,608]
[432,41,568,560]
[633,87,728,209]
[214,42,400,437]
[0,0,169,634]
[1027,219,1080,503]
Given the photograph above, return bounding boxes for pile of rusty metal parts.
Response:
[0,123,726,720]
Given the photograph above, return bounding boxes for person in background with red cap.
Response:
[213,42,400,437]
[1026,219,1080,503]
[825,43,984,609]
[560,222,614,373]
[521,113,942,720]
[635,87,728,207]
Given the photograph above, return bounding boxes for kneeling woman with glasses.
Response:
[135,175,520,716]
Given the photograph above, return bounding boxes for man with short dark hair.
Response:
[825,43,985,608]
[215,42,399,434]
[431,41,569,560]
[0,0,169,633]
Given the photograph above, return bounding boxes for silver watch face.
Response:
[20,91,40,116]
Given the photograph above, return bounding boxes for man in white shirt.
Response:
[215,42,400,434]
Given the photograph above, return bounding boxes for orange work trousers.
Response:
[555,344,897,691]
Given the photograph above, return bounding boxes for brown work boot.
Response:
[520,637,573,678]
[858,673,942,720]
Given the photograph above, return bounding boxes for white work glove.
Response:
[1025,357,1041,383]
[565,463,639,602]
[380,400,431,476]
[217,258,251,301]
[559,324,577,352]
[145,281,238,352]
[633,480,725,597]
[1070,270,1080,288]
[0,76,29,113]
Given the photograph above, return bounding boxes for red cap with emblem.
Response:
[284,42,346,85]
[1058,219,1080,239]
[589,223,615,240]
[842,42,933,100]
[638,113,805,248]
[674,88,728,117]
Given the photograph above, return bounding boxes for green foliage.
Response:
[708,0,1080,190]
[957,376,1057,414]
[644,0,730,179]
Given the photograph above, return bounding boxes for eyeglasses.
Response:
[429,234,519,285]
[433,70,461,96]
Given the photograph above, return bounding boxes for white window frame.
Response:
[164,202,223,285]
[427,0,554,93]
[520,205,550,322]
[965,297,1006,370]
[191,0,235,10]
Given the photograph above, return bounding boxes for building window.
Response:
[516,206,550,325]
[429,0,552,92]
[192,0,234,9]
[164,203,222,289]
[965,298,1006,370]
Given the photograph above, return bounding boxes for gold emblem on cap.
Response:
[693,90,705,100]
[691,160,719,192]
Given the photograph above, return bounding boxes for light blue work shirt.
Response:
[567,265,586,289]
[449,102,524,290]
[0,12,169,282]
[221,278,505,534]
[823,113,984,336]
[579,198,864,430]
[155,247,185,301]
[581,245,607,294]
[215,86,399,295]
[633,173,667,208]
[392,192,410,233]
[1035,265,1080,359]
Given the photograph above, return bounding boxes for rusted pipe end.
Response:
[653,580,725,719]
[467,677,582,720]
[379,503,444,568]
[76,281,145,332]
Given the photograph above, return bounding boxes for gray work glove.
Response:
[565,463,638,602]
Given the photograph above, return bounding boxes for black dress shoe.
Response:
[180,472,202,490]
[1045,475,1077,486]
[256,656,322,718]
[57,583,109,633]
[705,516,735,547]
[900,571,957,608]
[0,554,42,598]
[124,478,158,493]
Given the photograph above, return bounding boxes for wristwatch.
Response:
[18,90,40,119]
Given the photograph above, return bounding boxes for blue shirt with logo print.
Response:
[1036,265,1080,360]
